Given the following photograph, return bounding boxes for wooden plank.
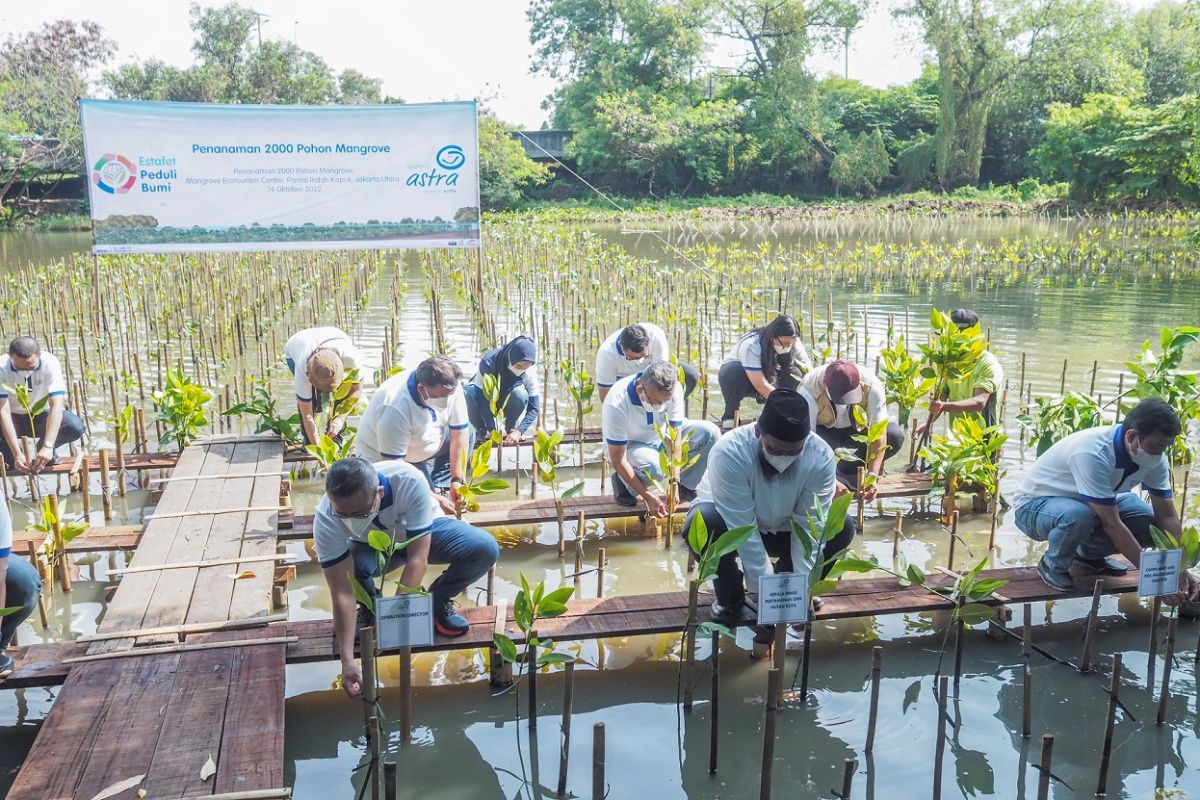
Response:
[229,443,285,621]
[214,636,286,793]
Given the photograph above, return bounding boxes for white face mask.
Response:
[773,341,792,355]
[509,364,528,376]
[1129,436,1161,469]
[427,395,450,411]
[645,401,667,414]
[339,493,381,538]
[763,451,797,472]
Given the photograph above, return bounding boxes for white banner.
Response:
[79,99,481,254]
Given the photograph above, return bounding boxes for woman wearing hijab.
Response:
[464,335,542,445]
[718,314,812,429]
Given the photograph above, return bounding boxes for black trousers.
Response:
[814,422,906,477]
[0,410,86,468]
[717,361,799,423]
[683,500,857,606]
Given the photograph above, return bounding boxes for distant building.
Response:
[510,130,572,162]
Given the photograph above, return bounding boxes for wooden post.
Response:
[557,660,575,797]
[952,611,964,691]
[760,668,782,800]
[1080,580,1103,673]
[933,675,948,800]
[1022,604,1032,739]
[1059,358,1067,395]
[360,626,381,800]
[772,622,786,697]
[528,630,538,728]
[893,512,903,559]
[27,540,49,627]
[865,646,882,752]
[987,496,999,551]
[708,630,720,775]
[399,646,413,746]
[80,456,91,517]
[841,759,856,800]
[99,449,113,521]
[1089,359,1099,396]
[1096,653,1122,796]
[947,511,959,571]
[22,438,38,500]
[856,466,865,529]
[1156,616,1178,725]
[1036,734,1054,800]
[684,578,700,712]
[1148,595,1162,677]
[383,762,397,800]
[591,723,605,800]
[596,548,605,598]
[48,494,71,593]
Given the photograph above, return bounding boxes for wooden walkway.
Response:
[8,565,1140,689]
[6,437,287,800]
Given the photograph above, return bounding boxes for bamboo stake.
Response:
[892,512,903,559]
[591,723,605,800]
[528,630,538,728]
[1156,616,1177,725]
[1080,580,1104,673]
[99,449,113,521]
[1036,734,1054,800]
[1022,604,1032,739]
[841,759,856,800]
[384,763,396,800]
[760,668,781,800]
[399,645,413,746]
[596,548,605,598]
[865,646,883,752]
[27,540,49,627]
[947,511,959,571]
[557,660,575,796]
[80,456,91,517]
[1148,595,1162,678]
[709,629,720,775]
[48,494,71,593]
[933,675,948,800]
[361,626,381,800]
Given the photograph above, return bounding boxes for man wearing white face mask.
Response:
[686,389,856,624]
[1014,397,1200,601]
[314,457,500,698]
[0,337,85,473]
[595,323,699,406]
[356,356,472,514]
[602,361,719,515]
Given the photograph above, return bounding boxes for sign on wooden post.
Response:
[1138,549,1182,598]
[376,593,434,650]
[756,572,810,626]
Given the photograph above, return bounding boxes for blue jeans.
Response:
[348,516,499,605]
[2,554,42,651]
[410,427,476,490]
[1014,493,1155,574]
[617,420,720,493]
[463,382,529,440]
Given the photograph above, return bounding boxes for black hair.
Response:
[326,457,378,499]
[9,336,39,359]
[1124,398,1182,439]
[950,309,980,330]
[414,355,462,389]
[750,314,800,384]
[639,361,677,394]
[619,324,651,354]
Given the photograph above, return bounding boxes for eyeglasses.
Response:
[330,507,374,520]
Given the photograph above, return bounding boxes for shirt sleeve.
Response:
[1141,456,1173,498]
[293,355,314,402]
[667,385,685,426]
[518,372,542,433]
[602,397,628,445]
[0,496,12,556]
[708,444,768,586]
[376,406,411,460]
[448,387,470,430]
[866,378,888,427]
[45,356,66,397]
[1070,449,1117,505]
[595,348,617,388]
[650,325,670,362]
[313,504,350,568]
[737,336,762,371]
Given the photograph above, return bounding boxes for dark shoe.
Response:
[0,652,14,677]
[611,474,637,507]
[1075,556,1129,576]
[709,597,755,626]
[1037,557,1075,592]
[355,604,375,634]
[434,599,470,637]
[812,595,824,613]
[677,485,697,503]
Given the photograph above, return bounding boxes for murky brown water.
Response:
[2,218,1199,798]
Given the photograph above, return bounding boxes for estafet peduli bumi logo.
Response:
[92,153,137,195]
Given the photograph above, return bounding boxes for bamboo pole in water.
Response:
[1022,604,1033,739]
[932,675,948,800]
[865,646,882,752]
[760,668,782,800]
[557,660,575,796]
[709,630,720,775]
[1080,580,1104,673]
[1036,734,1054,800]
[1156,616,1178,726]
[360,626,381,800]
[592,723,605,800]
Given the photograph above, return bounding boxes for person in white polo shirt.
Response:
[355,356,472,513]
[595,322,699,406]
[602,361,719,514]
[313,457,499,697]
[686,389,855,624]
[1,497,42,675]
[0,337,85,473]
[1014,397,1199,600]
[718,314,812,429]
[282,326,363,446]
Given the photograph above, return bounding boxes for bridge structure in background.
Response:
[512,130,573,162]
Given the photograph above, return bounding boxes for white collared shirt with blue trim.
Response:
[1012,424,1173,510]
[601,374,684,447]
[282,326,361,403]
[594,323,671,389]
[723,332,813,374]
[0,352,67,414]
[0,495,11,558]
[355,371,469,463]
[312,460,443,568]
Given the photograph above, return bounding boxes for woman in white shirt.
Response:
[718,314,812,429]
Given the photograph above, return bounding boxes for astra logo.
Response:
[435,145,465,170]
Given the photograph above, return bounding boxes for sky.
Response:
[2,0,1166,129]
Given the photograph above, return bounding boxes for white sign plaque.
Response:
[757,572,811,625]
[376,593,434,650]
[1138,549,1182,598]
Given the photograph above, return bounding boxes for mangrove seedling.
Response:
[912,310,986,467]
[845,406,890,495]
[791,492,876,601]
[351,525,432,615]
[653,421,701,543]
[890,555,1009,626]
[2,383,48,421]
[455,438,510,515]
[879,335,934,428]
[559,359,595,469]
[1123,326,1200,462]
[532,429,584,549]
[480,372,509,446]
[305,431,358,472]
[1149,525,1200,572]
[27,494,89,578]
[920,416,1007,521]
[491,575,576,685]
[152,369,212,450]
[225,387,304,445]
[1015,392,1102,456]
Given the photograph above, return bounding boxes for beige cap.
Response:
[307,348,345,391]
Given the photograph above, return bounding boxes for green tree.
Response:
[1125,1,1200,105]
[478,114,550,208]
